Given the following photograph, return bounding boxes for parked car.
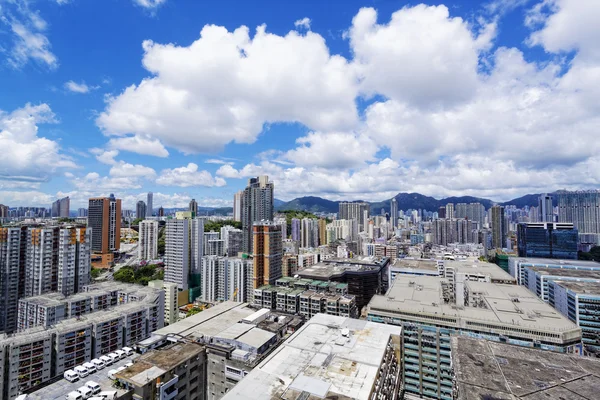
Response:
[85,381,101,395]
[82,362,96,374]
[76,386,92,400]
[91,359,105,370]
[122,347,134,356]
[99,355,112,366]
[74,365,89,378]
[64,370,80,383]
[65,391,83,400]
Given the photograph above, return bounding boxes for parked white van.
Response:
[91,359,105,370]
[114,350,126,359]
[76,386,92,399]
[64,369,80,383]
[74,365,89,378]
[98,391,117,400]
[85,381,101,395]
[82,362,96,374]
[65,391,82,400]
[107,353,119,363]
[99,355,112,366]
[107,369,118,380]
[122,347,133,356]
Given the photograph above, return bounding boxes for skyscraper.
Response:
[0,226,26,333]
[233,190,243,222]
[241,176,274,253]
[51,196,70,218]
[78,208,88,217]
[0,204,9,219]
[318,218,327,246]
[146,192,153,217]
[252,222,282,289]
[158,206,165,217]
[438,206,446,219]
[539,193,554,222]
[139,220,159,260]
[88,194,121,267]
[445,203,455,219]
[557,190,600,244]
[490,205,506,249]
[136,200,147,220]
[57,227,91,296]
[189,198,198,217]
[164,214,204,291]
[390,197,398,229]
[300,218,318,249]
[338,202,370,232]
[291,218,301,241]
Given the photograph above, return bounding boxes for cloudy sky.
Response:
[0,0,598,210]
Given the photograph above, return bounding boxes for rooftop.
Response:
[222,314,402,400]
[297,257,389,279]
[452,336,600,400]
[391,258,439,271]
[152,301,255,339]
[444,260,517,282]
[511,257,600,269]
[117,342,203,386]
[555,280,600,296]
[527,266,600,280]
[368,276,581,335]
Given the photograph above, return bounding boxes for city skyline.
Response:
[1,0,599,209]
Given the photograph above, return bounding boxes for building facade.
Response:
[557,190,600,244]
[490,205,506,249]
[139,220,159,260]
[164,216,204,291]
[517,222,578,259]
[241,176,274,253]
[252,222,282,290]
[88,195,121,267]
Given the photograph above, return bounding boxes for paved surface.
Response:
[28,354,139,400]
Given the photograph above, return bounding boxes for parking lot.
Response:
[28,353,139,400]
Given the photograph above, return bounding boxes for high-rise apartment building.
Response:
[0,227,26,333]
[164,214,204,291]
[274,217,287,239]
[318,218,327,245]
[539,193,554,222]
[189,198,198,217]
[139,220,159,260]
[252,222,282,289]
[51,196,70,218]
[200,256,253,303]
[557,190,600,244]
[136,200,146,220]
[490,205,506,249]
[338,202,370,232]
[146,191,153,217]
[390,197,398,229]
[77,208,87,217]
[0,204,9,219]
[158,206,164,217]
[517,222,578,259]
[300,218,318,249]
[221,225,243,256]
[438,206,446,219]
[445,203,454,219]
[291,218,300,241]
[88,195,121,267]
[326,219,357,243]
[233,190,243,222]
[241,176,274,253]
[432,219,479,246]
[454,202,485,224]
[24,227,91,298]
[56,227,91,297]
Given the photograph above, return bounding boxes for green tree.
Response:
[91,268,102,279]
[113,267,135,283]
[204,220,242,232]
[579,246,600,262]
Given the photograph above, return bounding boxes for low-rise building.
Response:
[367,275,582,400]
[452,335,600,400]
[222,314,403,400]
[116,342,206,400]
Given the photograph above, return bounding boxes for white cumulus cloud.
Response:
[156,163,226,187]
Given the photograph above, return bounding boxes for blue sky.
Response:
[0,0,598,210]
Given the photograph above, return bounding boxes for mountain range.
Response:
[275,192,554,213]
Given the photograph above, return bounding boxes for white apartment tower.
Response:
[390,197,398,229]
[57,227,91,297]
[0,227,25,333]
[139,220,159,260]
[164,215,204,290]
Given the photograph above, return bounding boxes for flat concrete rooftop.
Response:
[368,276,580,334]
[512,257,600,269]
[222,314,402,400]
[528,266,600,280]
[555,280,600,296]
[452,336,600,399]
[391,258,439,271]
